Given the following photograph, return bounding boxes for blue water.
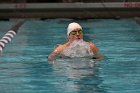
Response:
[0,19,140,93]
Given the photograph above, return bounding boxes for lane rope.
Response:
[0,19,25,53]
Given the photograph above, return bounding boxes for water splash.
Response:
[61,39,94,58]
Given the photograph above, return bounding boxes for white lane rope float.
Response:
[0,20,25,53]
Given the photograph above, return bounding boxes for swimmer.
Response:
[48,22,104,61]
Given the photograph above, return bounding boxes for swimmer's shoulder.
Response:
[55,42,69,50]
[87,41,99,53]
[88,41,97,47]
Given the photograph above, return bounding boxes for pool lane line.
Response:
[0,19,25,53]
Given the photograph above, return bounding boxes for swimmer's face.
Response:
[69,28,83,41]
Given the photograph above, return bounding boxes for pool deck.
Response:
[0,2,140,19]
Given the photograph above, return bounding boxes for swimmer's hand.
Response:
[92,57,97,59]
[48,44,65,61]
[48,51,61,61]
[93,52,104,61]
[47,55,57,64]
[48,55,54,61]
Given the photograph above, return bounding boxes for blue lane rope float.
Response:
[0,19,25,53]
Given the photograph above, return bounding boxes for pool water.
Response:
[0,19,140,93]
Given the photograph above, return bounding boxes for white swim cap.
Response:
[67,22,82,36]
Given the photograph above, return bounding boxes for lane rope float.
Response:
[0,19,25,53]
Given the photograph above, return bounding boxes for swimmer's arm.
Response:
[48,45,64,61]
[89,42,104,60]
[93,52,104,60]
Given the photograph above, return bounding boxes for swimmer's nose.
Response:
[75,32,81,39]
[76,34,80,36]
[76,34,80,39]
[76,32,80,35]
[76,32,80,36]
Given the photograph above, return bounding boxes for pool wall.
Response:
[0,2,140,19]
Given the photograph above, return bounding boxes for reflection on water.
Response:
[0,62,28,93]
[52,58,96,79]
[51,58,106,93]
[0,58,106,93]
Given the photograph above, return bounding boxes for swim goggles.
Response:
[71,30,83,35]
